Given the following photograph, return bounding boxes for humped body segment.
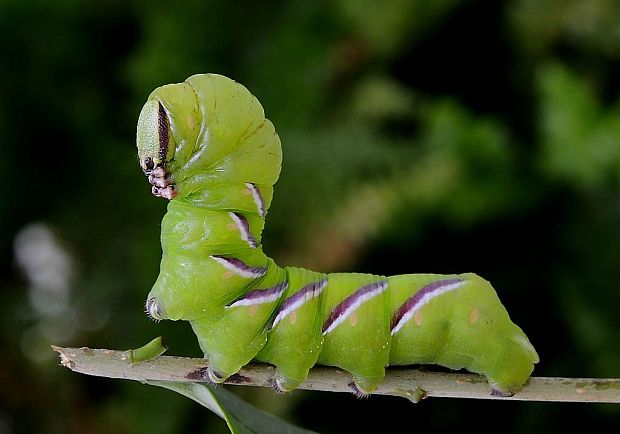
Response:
[137,74,539,397]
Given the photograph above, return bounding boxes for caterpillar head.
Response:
[136,99,177,199]
[136,74,282,205]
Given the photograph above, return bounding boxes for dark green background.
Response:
[1,0,618,433]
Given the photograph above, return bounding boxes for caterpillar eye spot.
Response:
[469,307,480,325]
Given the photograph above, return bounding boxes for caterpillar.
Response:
[136,73,539,397]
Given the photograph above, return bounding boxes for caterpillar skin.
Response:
[136,74,539,396]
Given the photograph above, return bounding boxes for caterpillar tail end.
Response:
[485,332,539,397]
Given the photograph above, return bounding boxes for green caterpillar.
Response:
[136,73,539,397]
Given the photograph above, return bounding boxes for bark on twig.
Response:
[52,346,620,403]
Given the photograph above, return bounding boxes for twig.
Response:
[52,346,620,403]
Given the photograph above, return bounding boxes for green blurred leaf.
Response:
[510,0,620,58]
[339,0,461,56]
[538,63,620,188]
[128,336,168,364]
[149,381,316,434]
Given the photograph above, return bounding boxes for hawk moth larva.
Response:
[136,74,539,397]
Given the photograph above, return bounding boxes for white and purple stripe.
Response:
[210,255,267,279]
[226,281,288,308]
[322,280,388,335]
[229,212,257,248]
[270,278,328,329]
[390,278,465,336]
[245,183,265,218]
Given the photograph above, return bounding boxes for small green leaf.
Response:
[127,337,168,365]
[148,381,316,434]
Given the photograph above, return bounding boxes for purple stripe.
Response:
[322,280,387,334]
[246,183,265,218]
[226,281,288,307]
[390,278,463,332]
[269,277,327,330]
[279,278,326,314]
[211,255,267,276]
[232,212,257,248]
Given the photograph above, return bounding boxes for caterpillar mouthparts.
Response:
[145,165,176,199]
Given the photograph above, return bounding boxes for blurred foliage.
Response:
[1,0,618,433]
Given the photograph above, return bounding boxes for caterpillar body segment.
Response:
[137,74,538,397]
